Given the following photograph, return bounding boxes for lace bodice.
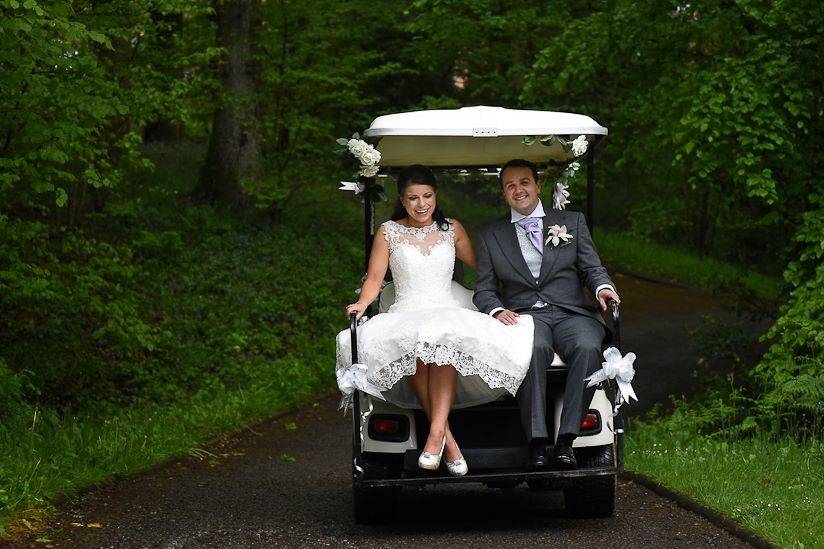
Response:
[381,219,459,312]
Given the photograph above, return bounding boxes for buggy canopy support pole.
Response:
[350,313,364,475]
[586,147,595,234]
[361,176,374,274]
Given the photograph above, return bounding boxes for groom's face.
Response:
[501,166,541,215]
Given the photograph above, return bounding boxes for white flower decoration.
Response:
[553,181,570,210]
[571,135,588,157]
[360,147,381,166]
[348,139,368,158]
[545,224,573,247]
[344,137,382,178]
[360,164,379,177]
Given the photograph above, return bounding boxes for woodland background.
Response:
[0,0,822,536]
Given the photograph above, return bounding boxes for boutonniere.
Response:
[545,224,573,247]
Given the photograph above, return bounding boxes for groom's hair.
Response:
[499,159,539,187]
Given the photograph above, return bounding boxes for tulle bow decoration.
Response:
[339,181,365,194]
[553,181,570,210]
[336,362,385,413]
[585,347,638,408]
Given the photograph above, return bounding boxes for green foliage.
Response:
[0,143,363,418]
[522,0,821,265]
[0,0,821,532]
[0,148,362,530]
[627,421,824,548]
[748,195,824,435]
[0,0,215,220]
[245,1,411,211]
[515,0,824,437]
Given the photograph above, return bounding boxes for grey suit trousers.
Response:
[516,305,605,442]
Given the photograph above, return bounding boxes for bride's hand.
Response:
[345,302,367,319]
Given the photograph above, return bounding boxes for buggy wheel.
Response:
[526,479,552,491]
[353,482,399,524]
[563,444,616,518]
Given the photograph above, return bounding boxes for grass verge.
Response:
[0,361,334,540]
[627,420,823,548]
[595,230,782,301]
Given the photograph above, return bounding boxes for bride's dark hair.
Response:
[390,164,451,231]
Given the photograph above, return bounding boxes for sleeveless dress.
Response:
[335,219,534,409]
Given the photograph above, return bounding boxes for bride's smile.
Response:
[400,184,437,227]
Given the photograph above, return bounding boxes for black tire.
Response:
[353,483,399,524]
[526,479,552,491]
[563,444,616,518]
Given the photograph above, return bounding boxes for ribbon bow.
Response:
[338,181,365,194]
[553,181,570,210]
[585,347,638,410]
[336,362,385,413]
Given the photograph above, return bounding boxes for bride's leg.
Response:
[407,358,431,411]
[425,364,458,457]
[408,360,460,457]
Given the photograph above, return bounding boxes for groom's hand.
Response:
[493,309,519,325]
[597,288,621,311]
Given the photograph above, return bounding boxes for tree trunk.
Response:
[193,0,262,205]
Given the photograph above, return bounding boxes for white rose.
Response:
[360,164,379,177]
[571,135,588,157]
[348,139,368,159]
[360,148,381,166]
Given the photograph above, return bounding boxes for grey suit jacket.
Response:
[473,209,614,326]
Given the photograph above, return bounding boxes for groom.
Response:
[473,159,620,470]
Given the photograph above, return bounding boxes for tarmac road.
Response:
[13,273,769,548]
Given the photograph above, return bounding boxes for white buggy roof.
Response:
[364,106,608,167]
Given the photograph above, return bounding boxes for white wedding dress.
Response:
[335,219,534,409]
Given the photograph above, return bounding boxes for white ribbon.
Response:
[585,347,638,410]
[338,181,365,194]
[553,181,570,210]
[336,362,385,413]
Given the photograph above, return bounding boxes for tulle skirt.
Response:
[335,290,533,409]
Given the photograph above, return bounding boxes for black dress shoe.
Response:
[528,438,549,470]
[551,442,578,470]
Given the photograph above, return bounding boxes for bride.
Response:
[336,165,533,476]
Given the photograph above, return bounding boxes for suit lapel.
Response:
[538,210,562,284]
[492,217,535,286]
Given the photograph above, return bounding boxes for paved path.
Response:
[12,274,769,548]
[16,398,748,548]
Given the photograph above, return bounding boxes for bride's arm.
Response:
[452,219,477,269]
[345,226,390,318]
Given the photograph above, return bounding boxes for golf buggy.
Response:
[342,106,626,523]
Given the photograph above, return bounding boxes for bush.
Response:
[0,183,362,417]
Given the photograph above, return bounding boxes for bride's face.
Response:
[401,184,436,225]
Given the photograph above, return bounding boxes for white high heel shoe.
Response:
[445,440,468,476]
[418,435,446,470]
[446,456,468,476]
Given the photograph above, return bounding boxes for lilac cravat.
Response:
[517,217,543,254]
